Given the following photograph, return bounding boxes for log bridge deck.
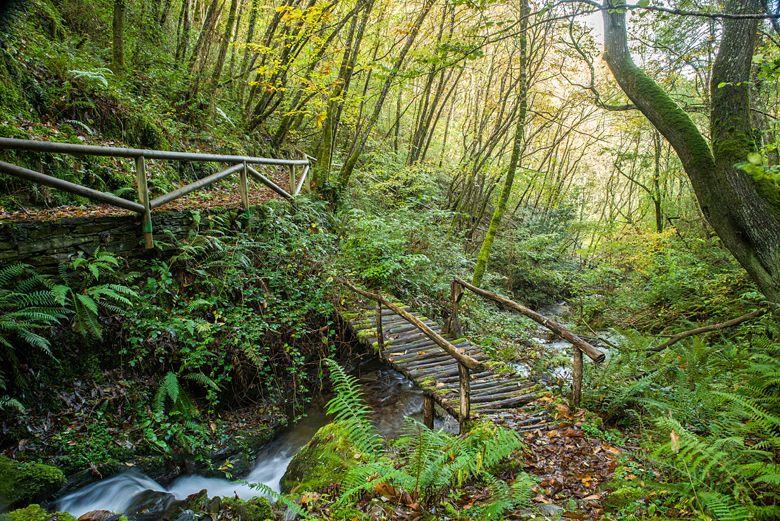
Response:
[340,278,605,432]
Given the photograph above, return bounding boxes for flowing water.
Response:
[56,368,457,518]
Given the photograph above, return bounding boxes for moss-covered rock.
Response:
[1,504,75,521]
[220,497,274,520]
[280,422,361,494]
[0,457,66,510]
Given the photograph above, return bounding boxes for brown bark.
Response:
[650,308,768,353]
[601,0,780,301]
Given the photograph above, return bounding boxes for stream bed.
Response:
[55,368,457,518]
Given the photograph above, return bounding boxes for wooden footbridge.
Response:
[341,278,605,432]
[0,138,606,433]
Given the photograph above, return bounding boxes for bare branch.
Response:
[650,308,768,354]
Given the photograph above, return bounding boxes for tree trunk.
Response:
[111,0,126,73]
[175,0,191,64]
[212,0,240,87]
[312,0,371,190]
[601,0,780,302]
[338,0,435,189]
[238,0,260,103]
[471,0,529,286]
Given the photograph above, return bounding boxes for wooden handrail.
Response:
[341,279,481,370]
[453,277,605,363]
[0,138,310,249]
[341,278,479,432]
[452,277,606,408]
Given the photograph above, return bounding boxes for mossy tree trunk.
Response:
[312,1,370,190]
[601,0,780,302]
[471,0,529,286]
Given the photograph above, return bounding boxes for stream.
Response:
[55,368,457,518]
[55,303,612,518]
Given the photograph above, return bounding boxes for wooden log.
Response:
[376,301,384,350]
[151,163,244,208]
[472,392,538,409]
[459,362,470,433]
[239,162,249,210]
[294,163,309,195]
[423,394,434,429]
[470,389,532,403]
[135,156,153,249]
[341,279,481,370]
[446,278,464,335]
[246,165,293,199]
[0,160,144,213]
[572,347,583,408]
[649,308,767,353]
[454,277,605,363]
[438,370,491,383]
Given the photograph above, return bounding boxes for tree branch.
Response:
[649,308,768,353]
[570,0,780,19]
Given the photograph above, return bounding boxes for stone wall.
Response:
[0,208,239,269]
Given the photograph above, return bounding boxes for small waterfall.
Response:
[56,472,168,518]
[54,368,445,518]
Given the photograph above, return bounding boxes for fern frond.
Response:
[324,359,382,457]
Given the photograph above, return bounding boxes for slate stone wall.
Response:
[0,208,234,269]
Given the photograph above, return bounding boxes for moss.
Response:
[220,497,274,520]
[2,504,75,521]
[279,422,361,494]
[0,457,66,510]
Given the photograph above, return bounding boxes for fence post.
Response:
[239,161,249,210]
[376,300,384,350]
[446,279,464,336]
[135,155,153,249]
[572,347,583,408]
[458,362,470,434]
[289,165,296,195]
[423,394,435,429]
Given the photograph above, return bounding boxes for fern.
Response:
[321,360,532,515]
[249,482,310,519]
[323,358,382,458]
[154,372,182,413]
[0,263,66,354]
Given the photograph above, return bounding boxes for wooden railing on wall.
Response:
[0,138,311,249]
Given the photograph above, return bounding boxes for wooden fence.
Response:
[0,138,311,249]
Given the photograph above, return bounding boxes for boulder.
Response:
[220,497,274,520]
[76,511,119,521]
[279,422,362,494]
[0,456,66,510]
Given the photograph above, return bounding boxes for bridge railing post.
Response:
[135,155,153,249]
[446,279,464,336]
[458,362,470,434]
[289,165,296,195]
[423,394,434,429]
[571,347,583,408]
[375,300,384,350]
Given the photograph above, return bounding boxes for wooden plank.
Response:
[341,279,481,370]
